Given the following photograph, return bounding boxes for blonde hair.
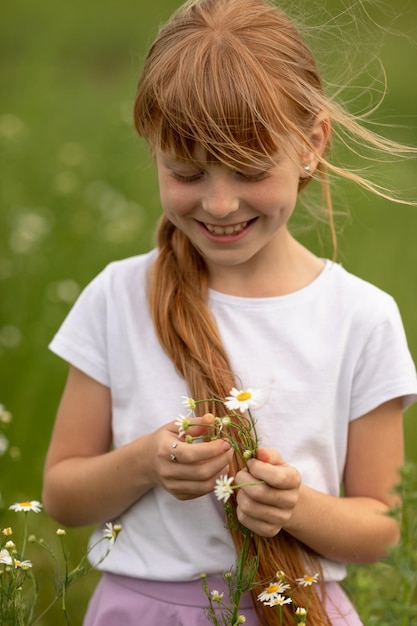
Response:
[134,0,413,623]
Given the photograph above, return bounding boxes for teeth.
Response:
[205,221,248,235]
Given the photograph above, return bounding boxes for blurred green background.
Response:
[1,0,416,623]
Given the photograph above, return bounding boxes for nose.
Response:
[201,180,240,219]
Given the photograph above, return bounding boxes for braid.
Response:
[148,217,331,625]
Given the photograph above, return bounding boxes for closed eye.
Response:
[170,171,203,183]
[235,170,270,182]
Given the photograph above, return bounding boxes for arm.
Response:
[42,366,231,527]
[235,398,404,564]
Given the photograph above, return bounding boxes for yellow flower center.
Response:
[237,391,251,402]
[19,501,32,507]
[266,584,279,593]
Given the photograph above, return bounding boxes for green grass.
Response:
[1,0,417,623]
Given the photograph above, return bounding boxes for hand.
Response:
[146,413,232,501]
[235,447,301,537]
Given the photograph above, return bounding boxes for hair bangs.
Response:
[135,28,290,168]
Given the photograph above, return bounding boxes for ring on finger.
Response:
[170,453,178,462]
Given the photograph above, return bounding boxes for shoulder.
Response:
[324,262,398,317]
[84,249,157,300]
[99,249,157,286]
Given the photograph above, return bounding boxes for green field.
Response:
[1,0,417,623]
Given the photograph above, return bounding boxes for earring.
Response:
[303,165,311,174]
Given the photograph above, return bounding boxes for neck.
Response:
[207,237,324,298]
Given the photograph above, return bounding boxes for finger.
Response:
[168,438,231,466]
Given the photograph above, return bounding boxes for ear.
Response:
[300,113,330,177]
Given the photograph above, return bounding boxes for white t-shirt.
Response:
[49,250,417,582]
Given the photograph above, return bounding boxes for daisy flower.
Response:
[264,594,292,608]
[296,607,307,616]
[296,573,319,587]
[210,589,224,602]
[175,415,191,438]
[181,396,196,413]
[9,500,42,513]
[0,549,12,566]
[103,522,122,545]
[224,388,262,413]
[14,559,33,570]
[214,475,235,503]
[257,582,291,604]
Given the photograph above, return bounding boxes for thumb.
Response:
[256,446,286,466]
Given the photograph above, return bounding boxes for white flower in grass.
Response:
[103,522,122,545]
[236,617,246,624]
[9,500,42,513]
[296,573,319,587]
[14,559,33,570]
[224,388,262,413]
[181,396,196,413]
[214,475,235,503]
[0,549,13,565]
[175,415,191,438]
[257,581,291,604]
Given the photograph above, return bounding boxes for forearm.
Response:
[283,484,400,564]
[42,434,154,527]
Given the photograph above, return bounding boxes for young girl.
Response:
[42,0,417,624]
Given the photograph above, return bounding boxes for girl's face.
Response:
[155,145,306,277]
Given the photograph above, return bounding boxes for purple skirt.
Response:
[83,573,363,625]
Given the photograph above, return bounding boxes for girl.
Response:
[42,0,417,624]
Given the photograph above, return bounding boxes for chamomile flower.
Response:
[257,581,291,604]
[103,522,122,545]
[0,549,12,565]
[264,594,292,608]
[214,475,235,503]
[175,415,191,438]
[224,388,262,413]
[9,500,42,513]
[296,573,319,587]
[14,559,33,570]
[296,607,307,616]
[181,396,196,413]
[210,589,224,602]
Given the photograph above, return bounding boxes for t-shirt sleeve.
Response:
[350,296,417,420]
[49,270,110,387]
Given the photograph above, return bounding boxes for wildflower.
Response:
[263,594,292,608]
[2,527,13,536]
[175,415,191,438]
[243,449,253,460]
[214,475,235,503]
[5,541,16,550]
[224,388,262,413]
[9,500,42,513]
[210,589,224,602]
[296,573,319,587]
[236,617,246,624]
[14,559,33,570]
[0,549,12,565]
[257,582,291,604]
[56,528,67,536]
[296,607,307,616]
[103,522,122,544]
[221,416,231,427]
[181,396,196,412]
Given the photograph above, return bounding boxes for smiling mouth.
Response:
[203,219,254,235]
